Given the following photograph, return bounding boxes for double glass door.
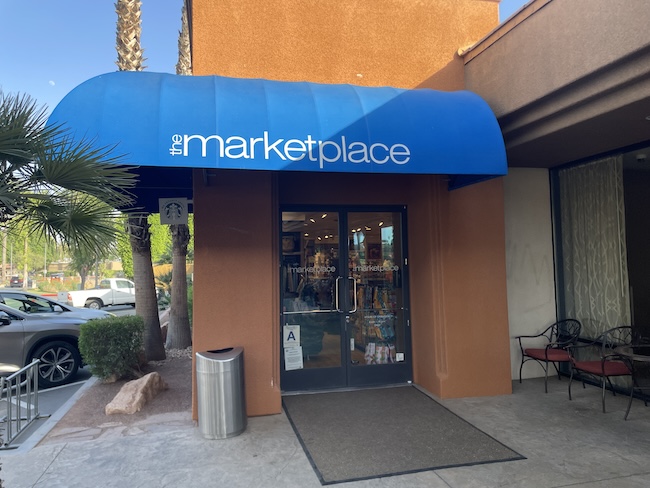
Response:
[280,207,411,391]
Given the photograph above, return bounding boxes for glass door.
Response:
[280,210,346,390]
[346,211,411,386]
[280,208,411,391]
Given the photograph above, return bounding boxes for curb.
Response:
[9,375,99,454]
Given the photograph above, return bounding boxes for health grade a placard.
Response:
[283,325,303,371]
[283,324,301,348]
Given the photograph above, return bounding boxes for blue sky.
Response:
[500,0,531,20]
[1,0,528,114]
[1,0,184,112]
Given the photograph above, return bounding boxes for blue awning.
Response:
[48,71,506,188]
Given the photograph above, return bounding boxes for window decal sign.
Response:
[49,71,506,178]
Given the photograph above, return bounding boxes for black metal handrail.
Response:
[0,360,41,449]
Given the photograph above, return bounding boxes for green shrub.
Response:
[78,315,144,381]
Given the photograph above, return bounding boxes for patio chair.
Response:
[516,319,582,393]
[568,326,632,413]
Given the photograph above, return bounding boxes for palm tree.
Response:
[69,245,107,290]
[166,223,191,348]
[115,0,166,361]
[165,3,193,350]
[0,91,137,253]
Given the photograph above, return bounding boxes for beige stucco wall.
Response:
[465,0,650,117]
[464,0,650,168]
[503,168,557,380]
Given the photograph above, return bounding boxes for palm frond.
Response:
[29,135,138,208]
[11,193,121,252]
[0,91,57,165]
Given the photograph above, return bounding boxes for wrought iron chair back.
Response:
[516,319,582,393]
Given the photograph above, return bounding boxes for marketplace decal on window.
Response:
[169,131,411,169]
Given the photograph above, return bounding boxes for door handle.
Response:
[335,277,343,312]
[348,277,357,313]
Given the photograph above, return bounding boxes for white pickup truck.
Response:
[58,278,136,309]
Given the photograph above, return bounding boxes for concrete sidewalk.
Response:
[2,377,650,487]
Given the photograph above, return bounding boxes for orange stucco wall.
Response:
[192,170,280,417]
[189,0,510,418]
[407,177,512,398]
[190,0,499,90]
[442,179,511,396]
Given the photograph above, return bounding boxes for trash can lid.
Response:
[196,347,244,362]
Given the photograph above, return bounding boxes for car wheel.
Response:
[86,299,102,310]
[32,341,81,388]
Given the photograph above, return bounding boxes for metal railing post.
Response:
[1,360,41,449]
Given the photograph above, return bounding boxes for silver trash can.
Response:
[196,347,247,439]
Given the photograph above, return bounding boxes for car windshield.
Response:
[0,293,58,314]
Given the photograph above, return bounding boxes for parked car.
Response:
[9,275,33,288]
[58,278,136,309]
[0,302,100,388]
[0,289,113,321]
[49,272,65,281]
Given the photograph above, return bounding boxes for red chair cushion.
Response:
[573,360,631,377]
[525,348,570,362]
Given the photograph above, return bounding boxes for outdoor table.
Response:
[615,345,650,419]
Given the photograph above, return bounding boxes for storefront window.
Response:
[553,155,631,339]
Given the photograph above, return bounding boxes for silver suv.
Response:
[0,302,100,388]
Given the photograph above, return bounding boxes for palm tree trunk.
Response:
[80,271,87,290]
[129,214,165,361]
[115,1,163,360]
[166,223,191,349]
[176,3,191,76]
[115,0,146,71]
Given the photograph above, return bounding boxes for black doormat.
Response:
[282,386,524,485]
